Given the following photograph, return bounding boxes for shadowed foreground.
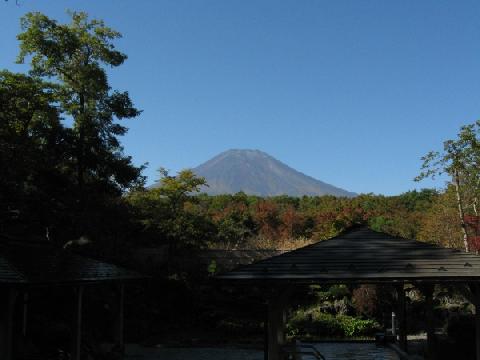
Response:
[125,342,400,360]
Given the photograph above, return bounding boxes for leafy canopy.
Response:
[17,11,143,194]
[0,70,71,235]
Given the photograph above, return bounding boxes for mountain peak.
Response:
[215,148,270,158]
[190,149,356,197]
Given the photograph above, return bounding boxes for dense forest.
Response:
[128,181,461,250]
[2,10,480,359]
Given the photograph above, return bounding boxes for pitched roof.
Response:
[217,227,480,283]
[0,241,145,286]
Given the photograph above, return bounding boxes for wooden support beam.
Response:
[266,287,291,360]
[1,289,17,360]
[423,285,435,360]
[469,283,480,360]
[113,284,125,356]
[267,300,283,360]
[22,292,28,337]
[396,284,407,352]
[264,302,269,360]
[475,287,480,360]
[72,286,84,360]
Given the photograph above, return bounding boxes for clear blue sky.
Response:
[2,0,479,195]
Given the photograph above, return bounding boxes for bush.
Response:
[352,285,378,317]
[287,306,380,338]
[336,315,378,337]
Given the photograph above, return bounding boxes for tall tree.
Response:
[16,11,144,234]
[0,70,70,236]
[416,121,480,252]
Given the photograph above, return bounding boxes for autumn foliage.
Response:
[127,175,466,252]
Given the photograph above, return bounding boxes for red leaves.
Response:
[465,216,480,252]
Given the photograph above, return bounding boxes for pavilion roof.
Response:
[217,227,480,283]
[0,240,145,286]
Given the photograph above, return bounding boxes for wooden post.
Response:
[267,288,291,360]
[267,299,283,360]
[113,284,125,356]
[423,285,435,360]
[469,284,480,360]
[22,292,28,337]
[0,289,17,360]
[475,293,480,360]
[264,302,269,360]
[396,284,407,352]
[72,286,84,360]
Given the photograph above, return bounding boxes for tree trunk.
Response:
[454,170,470,252]
[76,91,88,235]
[77,93,86,201]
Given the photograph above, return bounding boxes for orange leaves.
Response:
[254,200,281,240]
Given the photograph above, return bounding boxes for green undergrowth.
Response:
[287,306,380,339]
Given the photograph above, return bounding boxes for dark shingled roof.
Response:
[217,227,480,283]
[0,242,145,286]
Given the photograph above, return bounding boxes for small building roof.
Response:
[217,227,480,283]
[0,241,145,286]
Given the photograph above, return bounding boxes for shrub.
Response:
[352,285,378,317]
[287,306,380,338]
[336,315,378,337]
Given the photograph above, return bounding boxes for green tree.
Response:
[154,168,207,213]
[416,121,480,252]
[128,169,212,250]
[417,188,463,248]
[16,11,144,234]
[0,70,70,236]
[214,202,255,248]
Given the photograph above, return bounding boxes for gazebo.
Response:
[218,227,480,360]
[0,239,145,360]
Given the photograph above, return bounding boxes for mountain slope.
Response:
[189,149,356,197]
